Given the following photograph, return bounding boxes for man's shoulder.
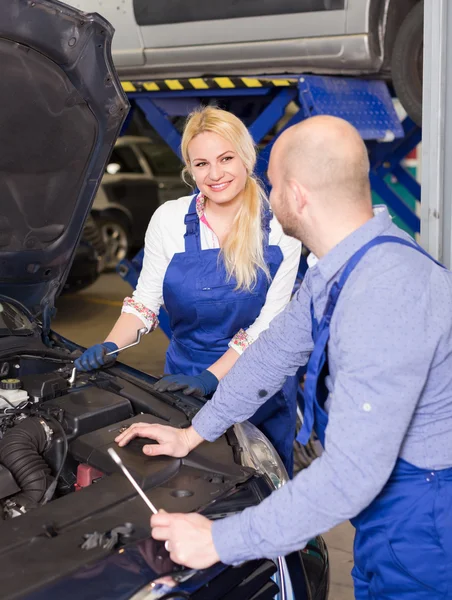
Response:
[338,233,446,323]
[357,231,438,280]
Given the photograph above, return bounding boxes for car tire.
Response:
[83,215,106,264]
[96,215,131,270]
[293,410,323,473]
[294,436,323,473]
[391,1,423,126]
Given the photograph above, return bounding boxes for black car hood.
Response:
[0,0,128,327]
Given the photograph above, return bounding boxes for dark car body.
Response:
[65,239,99,293]
[0,2,328,599]
[65,216,106,294]
[0,299,329,600]
[92,135,189,269]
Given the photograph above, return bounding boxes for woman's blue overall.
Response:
[162,196,298,475]
[297,235,452,599]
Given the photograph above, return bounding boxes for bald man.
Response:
[116,116,452,599]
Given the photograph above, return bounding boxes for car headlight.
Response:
[233,421,289,489]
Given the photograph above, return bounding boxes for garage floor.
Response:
[55,273,356,599]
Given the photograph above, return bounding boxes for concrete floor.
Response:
[55,272,356,599]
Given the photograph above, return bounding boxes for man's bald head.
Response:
[268,116,374,256]
[272,116,371,202]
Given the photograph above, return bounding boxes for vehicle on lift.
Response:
[0,2,328,599]
[92,135,188,269]
[71,0,424,125]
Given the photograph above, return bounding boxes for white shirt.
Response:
[122,195,301,354]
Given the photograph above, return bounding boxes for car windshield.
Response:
[0,301,34,336]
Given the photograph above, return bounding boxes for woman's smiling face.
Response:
[187,131,248,205]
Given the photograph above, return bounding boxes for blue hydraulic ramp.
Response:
[117,74,421,338]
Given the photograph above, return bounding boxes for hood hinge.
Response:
[41,305,56,346]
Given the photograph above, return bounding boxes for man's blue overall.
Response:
[297,235,452,599]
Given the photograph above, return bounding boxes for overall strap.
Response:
[184,195,201,253]
[310,300,319,339]
[298,235,443,448]
[322,235,444,325]
[262,207,273,246]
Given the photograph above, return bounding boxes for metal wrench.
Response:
[108,447,158,513]
[108,449,174,555]
[69,327,147,385]
[104,327,147,356]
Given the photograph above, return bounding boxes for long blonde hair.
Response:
[180,106,269,291]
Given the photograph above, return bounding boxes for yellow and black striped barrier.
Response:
[121,77,297,93]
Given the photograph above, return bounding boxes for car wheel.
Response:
[391,1,423,126]
[294,436,323,473]
[97,216,131,270]
[83,215,106,268]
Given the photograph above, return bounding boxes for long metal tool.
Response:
[105,327,147,357]
[108,447,158,514]
[68,367,77,386]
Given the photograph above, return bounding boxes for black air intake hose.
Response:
[0,417,53,509]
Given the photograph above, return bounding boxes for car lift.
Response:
[116,74,422,339]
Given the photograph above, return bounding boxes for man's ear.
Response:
[288,179,307,215]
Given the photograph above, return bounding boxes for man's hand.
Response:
[115,423,204,457]
[151,512,220,569]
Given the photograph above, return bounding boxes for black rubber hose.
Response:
[0,417,53,509]
[41,416,68,505]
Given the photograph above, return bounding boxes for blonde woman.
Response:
[75,107,301,473]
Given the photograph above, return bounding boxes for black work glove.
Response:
[152,370,219,397]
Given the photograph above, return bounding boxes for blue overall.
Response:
[297,235,452,599]
[162,196,298,475]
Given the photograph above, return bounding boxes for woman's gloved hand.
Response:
[74,342,119,372]
[153,370,219,397]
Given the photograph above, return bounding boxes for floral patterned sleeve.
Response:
[228,329,255,355]
[122,297,159,332]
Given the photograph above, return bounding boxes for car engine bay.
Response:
[0,347,248,520]
[0,342,269,598]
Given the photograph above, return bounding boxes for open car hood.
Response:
[0,0,128,325]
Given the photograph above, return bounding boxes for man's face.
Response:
[268,155,300,240]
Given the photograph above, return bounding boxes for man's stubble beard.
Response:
[276,193,304,244]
